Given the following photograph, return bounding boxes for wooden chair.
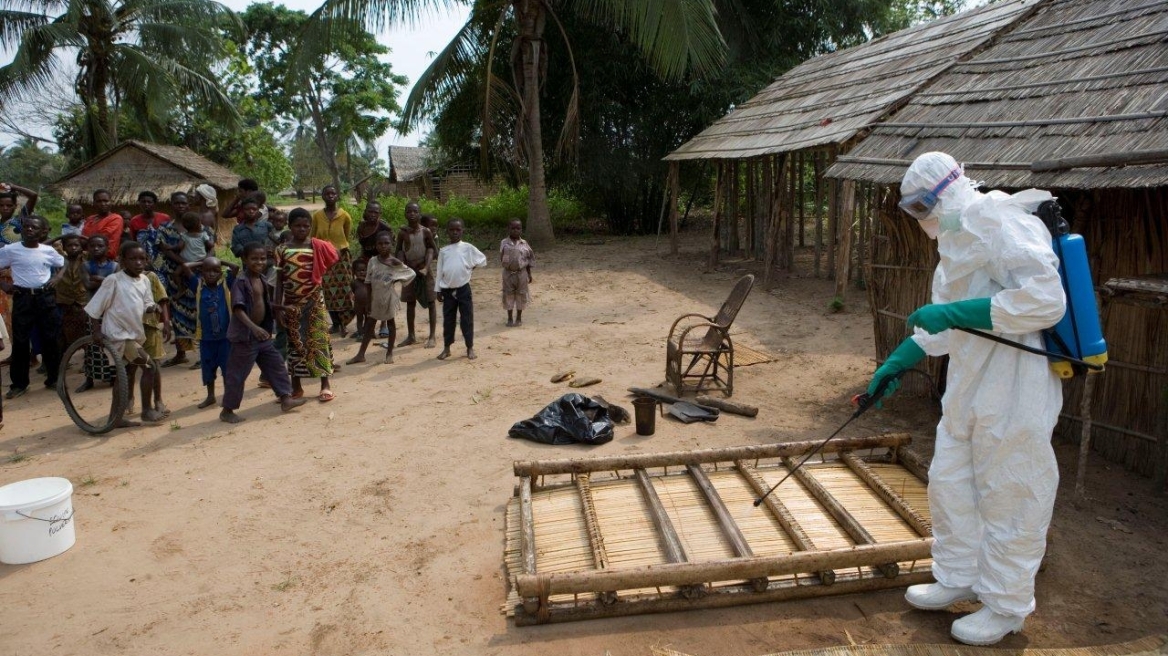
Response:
[666,274,755,397]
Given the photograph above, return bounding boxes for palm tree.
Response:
[309,0,726,246]
[0,0,241,160]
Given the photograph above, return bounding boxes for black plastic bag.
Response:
[508,393,615,445]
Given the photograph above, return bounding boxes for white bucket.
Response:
[0,477,76,565]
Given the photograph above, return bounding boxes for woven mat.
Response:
[652,635,1168,656]
[735,344,778,367]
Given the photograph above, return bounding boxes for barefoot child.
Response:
[75,235,118,392]
[84,241,165,425]
[500,219,534,327]
[434,219,487,361]
[348,232,414,365]
[220,243,307,423]
[395,202,437,348]
[350,258,370,341]
[276,209,338,402]
[179,257,239,409]
[52,234,90,351]
[127,268,172,416]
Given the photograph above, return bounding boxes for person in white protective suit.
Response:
[866,152,1066,646]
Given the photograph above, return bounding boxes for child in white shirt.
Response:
[433,219,486,361]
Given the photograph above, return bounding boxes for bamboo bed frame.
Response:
[503,434,935,625]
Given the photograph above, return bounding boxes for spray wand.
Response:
[753,372,903,507]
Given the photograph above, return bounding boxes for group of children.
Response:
[0,178,538,429]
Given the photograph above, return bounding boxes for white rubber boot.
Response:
[905,583,977,610]
[951,607,1025,646]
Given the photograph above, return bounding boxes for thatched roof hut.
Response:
[50,140,240,235]
[386,146,500,203]
[825,0,1168,478]
[662,0,1041,289]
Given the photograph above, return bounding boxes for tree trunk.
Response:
[306,78,342,191]
[516,1,554,247]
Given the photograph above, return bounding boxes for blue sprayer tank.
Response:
[1035,200,1108,378]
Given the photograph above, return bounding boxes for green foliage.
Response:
[0,0,241,161]
[240,2,406,190]
[341,186,587,249]
[228,136,293,195]
[0,139,69,191]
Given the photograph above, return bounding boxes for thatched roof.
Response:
[388,146,433,182]
[50,140,239,205]
[664,0,1041,162]
[826,0,1168,189]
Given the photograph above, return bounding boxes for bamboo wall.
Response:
[695,146,872,296]
[868,185,1168,477]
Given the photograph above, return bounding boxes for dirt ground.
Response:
[1,233,1165,656]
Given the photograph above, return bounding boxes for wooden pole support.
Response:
[687,465,768,592]
[781,457,899,579]
[695,396,759,417]
[514,434,912,477]
[834,180,857,305]
[576,474,617,605]
[668,162,680,256]
[515,538,931,598]
[735,460,835,585]
[635,469,705,599]
[519,476,539,615]
[840,452,932,536]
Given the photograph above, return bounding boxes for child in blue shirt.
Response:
[179,256,239,409]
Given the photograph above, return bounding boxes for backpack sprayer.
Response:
[959,200,1107,376]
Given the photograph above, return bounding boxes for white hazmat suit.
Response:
[873,152,1066,645]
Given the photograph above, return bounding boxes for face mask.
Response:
[938,208,962,233]
[918,217,940,240]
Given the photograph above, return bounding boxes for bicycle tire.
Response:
[57,336,129,435]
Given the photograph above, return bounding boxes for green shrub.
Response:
[341,186,588,250]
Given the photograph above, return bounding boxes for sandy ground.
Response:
[0,233,1165,656]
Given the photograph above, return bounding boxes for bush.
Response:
[342,186,588,250]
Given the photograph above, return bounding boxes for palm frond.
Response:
[541,0,578,162]
[570,0,725,80]
[479,3,511,169]
[0,20,80,106]
[398,7,487,132]
[0,9,50,49]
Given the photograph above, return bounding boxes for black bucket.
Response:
[633,397,658,436]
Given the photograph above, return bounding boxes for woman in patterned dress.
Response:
[157,192,198,366]
[276,209,338,402]
[310,185,354,335]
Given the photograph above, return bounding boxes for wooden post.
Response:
[784,152,796,271]
[708,164,723,270]
[781,457,899,578]
[736,461,835,585]
[834,180,857,304]
[687,465,768,592]
[744,161,755,257]
[576,474,617,604]
[797,152,805,248]
[760,157,773,260]
[514,433,911,477]
[519,476,539,614]
[762,154,788,289]
[635,469,705,599]
[1158,385,1168,493]
[1074,375,1097,500]
[728,161,740,255]
[668,161,680,256]
[840,452,931,537]
[515,538,931,598]
[814,151,824,278]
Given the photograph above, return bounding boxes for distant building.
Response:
[387,146,499,203]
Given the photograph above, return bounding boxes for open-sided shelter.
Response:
[663,0,1042,296]
[50,140,240,237]
[387,146,499,203]
[825,0,1168,480]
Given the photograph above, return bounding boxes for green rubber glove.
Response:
[866,337,926,408]
[907,298,993,335]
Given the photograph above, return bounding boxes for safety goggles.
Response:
[898,166,962,221]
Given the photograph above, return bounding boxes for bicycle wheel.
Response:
[57,336,129,435]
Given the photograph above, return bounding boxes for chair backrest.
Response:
[701,274,755,347]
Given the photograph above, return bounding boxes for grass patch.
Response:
[79,474,97,488]
[271,575,300,592]
[7,452,29,464]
